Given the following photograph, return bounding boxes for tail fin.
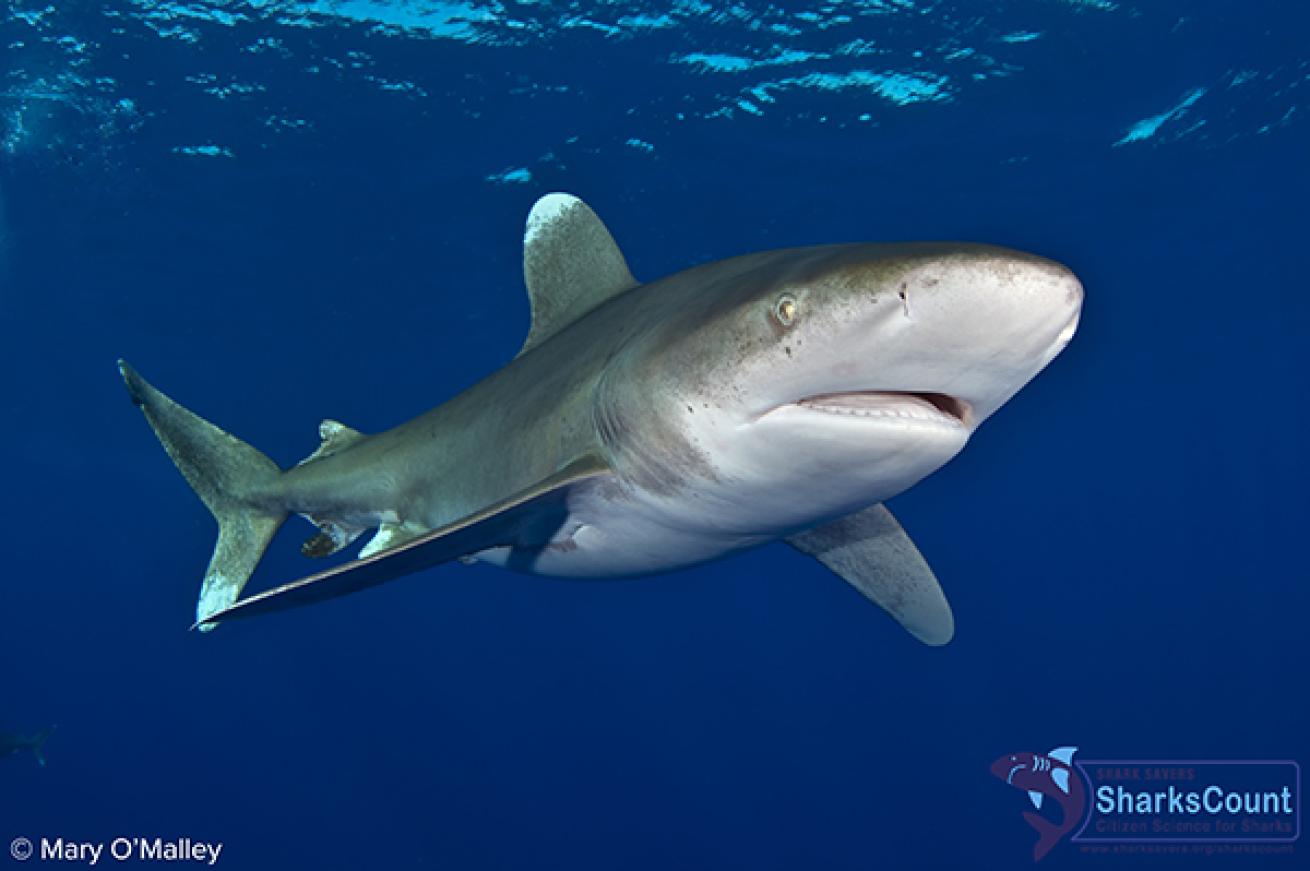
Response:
[31,726,54,767]
[1022,810,1062,862]
[119,361,287,630]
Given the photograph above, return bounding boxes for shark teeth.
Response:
[795,392,970,426]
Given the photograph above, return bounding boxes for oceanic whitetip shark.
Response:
[120,193,1082,644]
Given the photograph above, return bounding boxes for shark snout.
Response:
[991,754,1031,785]
[888,250,1083,425]
[913,250,1082,340]
[1040,261,1084,348]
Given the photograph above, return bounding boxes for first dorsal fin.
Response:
[518,193,638,356]
[1048,746,1078,766]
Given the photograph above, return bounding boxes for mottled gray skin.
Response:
[266,243,1039,543]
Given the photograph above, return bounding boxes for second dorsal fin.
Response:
[298,419,366,466]
[518,193,638,356]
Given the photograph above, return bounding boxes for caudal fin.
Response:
[119,361,287,629]
[1022,810,1063,862]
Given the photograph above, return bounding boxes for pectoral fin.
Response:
[786,504,954,646]
[199,454,614,627]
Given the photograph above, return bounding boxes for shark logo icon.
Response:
[991,746,1086,861]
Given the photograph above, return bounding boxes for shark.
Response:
[1,726,54,767]
[120,193,1082,641]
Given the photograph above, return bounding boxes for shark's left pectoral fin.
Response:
[198,454,614,627]
[786,504,955,646]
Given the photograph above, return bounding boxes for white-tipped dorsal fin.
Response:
[298,419,366,466]
[1048,746,1078,766]
[518,193,638,357]
[1051,769,1070,795]
[1028,790,1044,809]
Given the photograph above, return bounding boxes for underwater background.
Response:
[1,1,1306,869]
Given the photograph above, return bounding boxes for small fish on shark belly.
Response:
[118,192,1083,643]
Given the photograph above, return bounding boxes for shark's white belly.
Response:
[473,484,769,578]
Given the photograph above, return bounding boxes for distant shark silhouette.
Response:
[120,193,1082,638]
[991,746,1085,861]
[1,726,54,767]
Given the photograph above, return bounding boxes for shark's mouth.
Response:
[793,391,971,428]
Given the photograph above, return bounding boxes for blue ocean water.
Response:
[1,2,1307,869]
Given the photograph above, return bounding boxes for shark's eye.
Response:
[773,294,798,327]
